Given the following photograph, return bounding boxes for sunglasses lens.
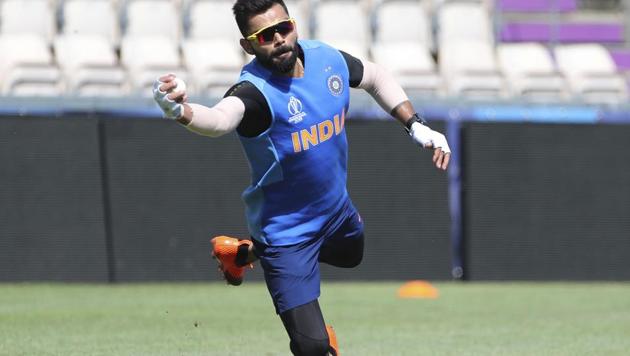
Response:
[257,20,294,44]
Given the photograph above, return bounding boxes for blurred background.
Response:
[1,0,629,284]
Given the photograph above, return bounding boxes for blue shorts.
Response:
[252,199,364,314]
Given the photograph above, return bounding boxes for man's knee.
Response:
[335,249,363,268]
[289,335,331,356]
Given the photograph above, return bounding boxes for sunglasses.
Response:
[246,18,296,45]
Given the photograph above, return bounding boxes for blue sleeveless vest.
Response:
[237,40,350,246]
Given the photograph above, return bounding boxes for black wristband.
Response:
[405,113,428,132]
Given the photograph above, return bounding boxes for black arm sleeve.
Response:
[339,50,364,88]
[223,81,272,138]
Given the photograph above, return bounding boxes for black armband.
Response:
[405,113,428,132]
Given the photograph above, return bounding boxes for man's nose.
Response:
[273,31,285,46]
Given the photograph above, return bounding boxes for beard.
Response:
[255,43,298,74]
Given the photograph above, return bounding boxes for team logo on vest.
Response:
[288,96,307,124]
[327,75,343,96]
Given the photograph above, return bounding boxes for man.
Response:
[153,1,450,354]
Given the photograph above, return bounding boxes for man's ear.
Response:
[240,39,255,55]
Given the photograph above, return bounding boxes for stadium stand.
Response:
[497,0,578,13]
[437,1,506,99]
[120,35,187,96]
[187,0,239,41]
[183,0,243,96]
[497,43,570,101]
[0,0,627,104]
[313,0,371,61]
[0,34,62,96]
[284,0,310,39]
[61,0,120,46]
[54,34,127,96]
[125,0,182,43]
[0,0,56,43]
[554,44,628,103]
[371,0,443,96]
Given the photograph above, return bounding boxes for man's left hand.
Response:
[408,122,451,171]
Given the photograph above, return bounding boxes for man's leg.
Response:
[318,205,365,268]
[280,300,338,356]
[318,232,364,268]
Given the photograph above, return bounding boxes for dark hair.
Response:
[233,0,290,37]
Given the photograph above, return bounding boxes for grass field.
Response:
[1,282,630,356]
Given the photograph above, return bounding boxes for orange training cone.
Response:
[397,280,439,299]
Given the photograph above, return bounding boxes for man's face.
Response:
[244,3,298,73]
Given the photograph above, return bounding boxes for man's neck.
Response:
[289,58,305,78]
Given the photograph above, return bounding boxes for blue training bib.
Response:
[237,40,351,246]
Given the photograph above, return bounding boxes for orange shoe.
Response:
[326,325,339,356]
[210,236,253,286]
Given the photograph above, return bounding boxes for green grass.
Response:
[1,282,630,355]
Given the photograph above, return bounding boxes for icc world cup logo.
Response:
[288,96,303,116]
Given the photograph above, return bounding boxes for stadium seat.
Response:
[497,43,570,102]
[500,22,625,43]
[439,41,507,99]
[0,34,62,96]
[181,39,243,97]
[372,43,443,96]
[375,0,433,48]
[125,0,182,44]
[313,0,370,60]
[438,2,494,45]
[497,0,578,13]
[554,44,628,104]
[54,35,127,97]
[62,0,120,46]
[284,0,310,39]
[188,0,240,41]
[372,1,441,96]
[0,0,56,43]
[120,36,187,96]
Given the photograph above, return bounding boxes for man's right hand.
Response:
[152,74,188,120]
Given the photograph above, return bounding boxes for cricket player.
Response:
[153,1,450,354]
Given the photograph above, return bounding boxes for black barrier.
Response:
[103,119,257,281]
[462,122,630,280]
[321,120,452,280]
[12,117,630,282]
[0,117,109,281]
[104,119,451,281]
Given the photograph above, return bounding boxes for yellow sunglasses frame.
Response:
[246,18,296,43]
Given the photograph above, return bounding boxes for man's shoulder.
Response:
[299,39,334,51]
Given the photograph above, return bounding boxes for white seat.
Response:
[0,0,56,43]
[182,39,243,96]
[62,0,120,46]
[375,0,432,48]
[120,36,186,96]
[314,1,370,58]
[323,40,369,62]
[498,43,570,102]
[438,2,493,46]
[0,34,62,96]
[554,44,628,104]
[126,0,182,44]
[188,0,240,42]
[372,1,440,96]
[440,41,506,99]
[284,0,310,39]
[55,35,127,97]
[372,42,443,97]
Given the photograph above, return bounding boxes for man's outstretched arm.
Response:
[152,74,245,138]
[357,60,451,170]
